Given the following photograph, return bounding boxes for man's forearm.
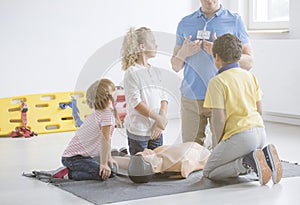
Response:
[171,56,185,72]
[171,47,186,72]
[240,43,254,70]
[239,54,253,71]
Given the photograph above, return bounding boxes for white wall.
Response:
[251,39,300,116]
[1,0,300,120]
[247,0,300,117]
[0,0,196,119]
[0,0,193,97]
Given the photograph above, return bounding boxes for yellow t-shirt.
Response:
[204,68,264,140]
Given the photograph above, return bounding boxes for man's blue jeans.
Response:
[61,155,116,180]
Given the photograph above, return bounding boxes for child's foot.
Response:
[243,150,272,185]
[262,144,283,184]
[52,167,69,179]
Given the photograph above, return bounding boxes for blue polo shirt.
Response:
[176,5,249,100]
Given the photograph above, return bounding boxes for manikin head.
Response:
[128,155,154,183]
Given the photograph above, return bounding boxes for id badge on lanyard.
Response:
[197,15,214,40]
[197,29,210,40]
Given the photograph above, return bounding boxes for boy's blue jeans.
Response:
[127,130,163,155]
[61,155,116,180]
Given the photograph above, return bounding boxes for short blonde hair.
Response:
[121,27,151,70]
[86,78,115,110]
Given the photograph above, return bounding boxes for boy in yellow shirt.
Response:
[203,34,282,185]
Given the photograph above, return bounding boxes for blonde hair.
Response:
[86,78,115,110]
[86,78,122,127]
[121,27,152,70]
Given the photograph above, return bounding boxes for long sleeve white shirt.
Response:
[123,64,169,137]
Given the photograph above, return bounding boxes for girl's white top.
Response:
[123,64,169,137]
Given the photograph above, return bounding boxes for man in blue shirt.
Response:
[171,0,253,148]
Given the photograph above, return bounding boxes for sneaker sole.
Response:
[254,150,272,185]
[266,144,283,184]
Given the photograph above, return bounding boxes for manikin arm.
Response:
[113,156,130,170]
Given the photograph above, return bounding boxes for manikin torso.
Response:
[137,142,211,178]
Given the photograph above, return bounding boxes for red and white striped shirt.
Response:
[62,108,115,157]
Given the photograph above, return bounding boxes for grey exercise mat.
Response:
[24,161,300,205]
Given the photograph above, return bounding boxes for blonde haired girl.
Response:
[62,78,119,181]
[122,27,151,70]
[121,27,169,155]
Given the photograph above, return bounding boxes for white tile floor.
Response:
[0,120,299,205]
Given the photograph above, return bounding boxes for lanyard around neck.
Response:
[200,15,216,31]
